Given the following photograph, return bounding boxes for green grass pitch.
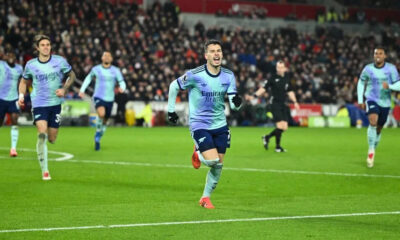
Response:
[0,126,399,239]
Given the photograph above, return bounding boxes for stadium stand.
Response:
[1,0,400,108]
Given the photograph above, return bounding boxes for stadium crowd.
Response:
[1,0,400,107]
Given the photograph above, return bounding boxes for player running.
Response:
[18,34,76,180]
[79,51,126,151]
[167,39,242,209]
[0,51,23,157]
[357,47,400,168]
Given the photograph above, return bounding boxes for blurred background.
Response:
[1,0,400,128]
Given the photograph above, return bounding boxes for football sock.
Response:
[101,125,107,136]
[37,133,48,173]
[202,163,223,197]
[95,118,103,141]
[11,125,18,149]
[367,125,377,150]
[375,133,381,149]
[275,129,283,148]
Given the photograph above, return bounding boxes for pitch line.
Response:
[1,211,399,233]
[1,154,400,179]
[68,159,400,179]
[0,147,73,161]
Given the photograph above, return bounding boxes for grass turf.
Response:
[0,126,399,239]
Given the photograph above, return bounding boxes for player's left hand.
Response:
[382,82,389,89]
[168,112,179,124]
[294,102,300,110]
[118,87,124,93]
[55,88,65,97]
[232,94,242,107]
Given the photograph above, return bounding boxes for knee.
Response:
[203,158,220,167]
[38,133,47,141]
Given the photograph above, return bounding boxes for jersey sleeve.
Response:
[389,65,399,84]
[357,66,369,104]
[263,79,271,90]
[0,62,4,76]
[116,68,126,91]
[227,74,237,95]
[286,81,293,92]
[359,66,369,83]
[22,64,33,80]
[80,68,95,92]
[176,71,195,90]
[60,57,72,74]
[17,65,23,78]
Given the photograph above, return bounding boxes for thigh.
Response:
[366,101,379,126]
[192,129,216,153]
[378,107,390,126]
[212,126,230,154]
[0,99,16,121]
[33,107,50,126]
[48,105,62,128]
[0,100,6,123]
[6,100,20,114]
[95,98,113,119]
[104,102,113,119]
[35,120,48,133]
[201,148,220,161]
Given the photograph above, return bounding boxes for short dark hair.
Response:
[34,34,51,47]
[103,51,112,56]
[374,46,386,53]
[204,39,222,53]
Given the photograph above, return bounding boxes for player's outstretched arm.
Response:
[79,70,94,97]
[167,79,180,124]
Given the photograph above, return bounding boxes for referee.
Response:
[247,60,299,152]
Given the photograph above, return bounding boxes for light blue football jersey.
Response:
[80,64,126,102]
[358,62,399,107]
[22,55,72,108]
[0,60,23,101]
[177,65,237,132]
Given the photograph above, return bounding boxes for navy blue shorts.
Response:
[366,101,390,126]
[32,105,62,128]
[0,99,19,119]
[94,97,113,119]
[191,126,231,154]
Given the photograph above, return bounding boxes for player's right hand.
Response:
[78,92,85,98]
[168,112,179,124]
[18,98,24,107]
[359,103,366,110]
[18,93,25,107]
